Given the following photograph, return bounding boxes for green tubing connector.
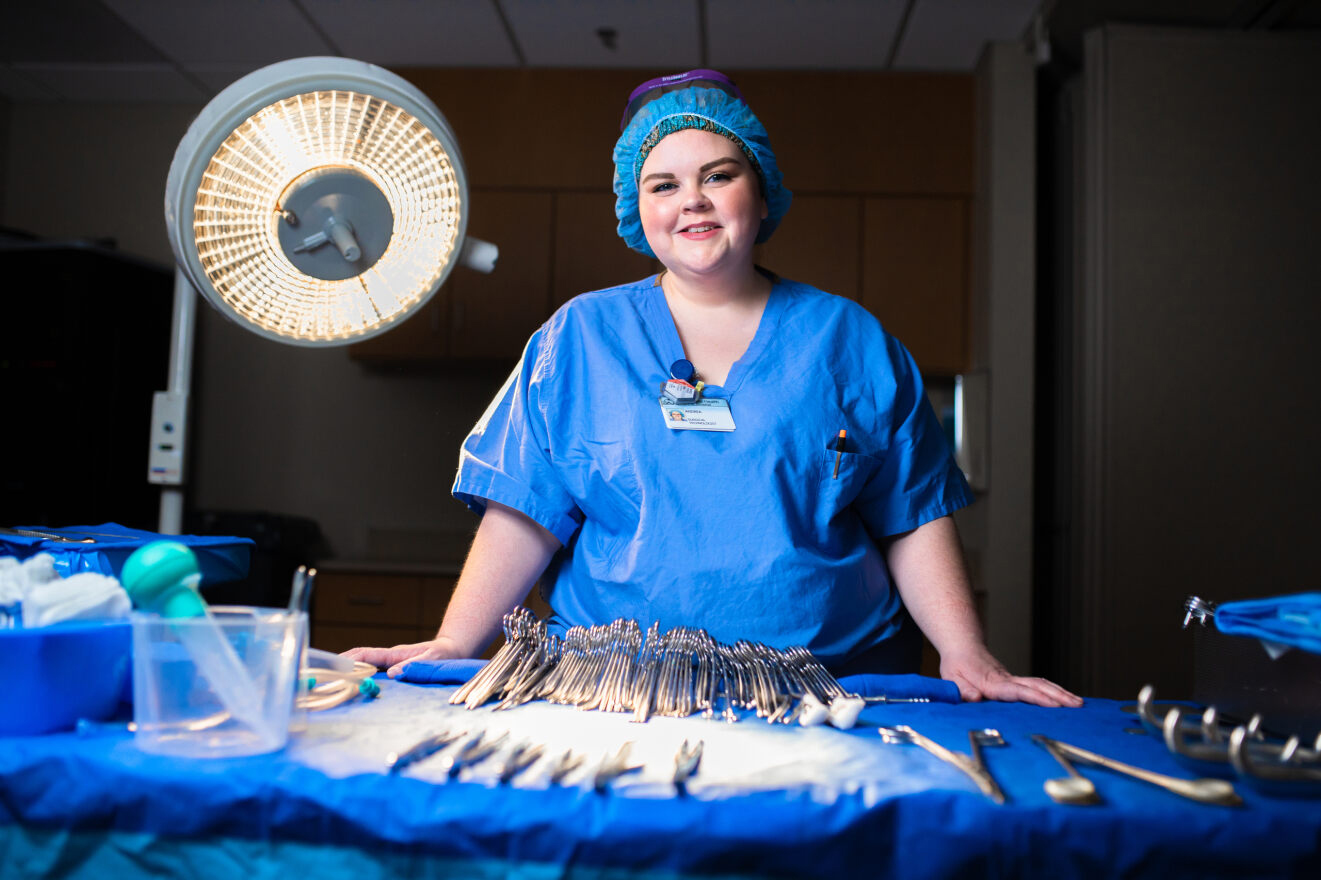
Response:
[120,541,207,619]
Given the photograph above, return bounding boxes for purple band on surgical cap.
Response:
[619,68,747,131]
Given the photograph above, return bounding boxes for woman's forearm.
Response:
[434,500,561,656]
[883,515,983,657]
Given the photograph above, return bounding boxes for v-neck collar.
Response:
[642,273,785,398]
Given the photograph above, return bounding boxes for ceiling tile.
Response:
[707,0,908,69]
[894,0,1041,71]
[300,0,518,66]
[101,0,335,66]
[186,65,264,97]
[502,0,701,68]
[0,0,169,64]
[8,64,210,103]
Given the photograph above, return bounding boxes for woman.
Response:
[347,70,1080,708]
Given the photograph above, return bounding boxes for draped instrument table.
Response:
[1,674,1318,879]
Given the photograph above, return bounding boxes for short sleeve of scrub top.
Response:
[453,275,973,668]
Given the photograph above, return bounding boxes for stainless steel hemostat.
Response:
[448,607,881,727]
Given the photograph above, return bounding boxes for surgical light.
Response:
[153,57,495,532]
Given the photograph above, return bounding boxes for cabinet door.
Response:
[553,192,657,308]
[419,576,458,634]
[315,572,422,626]
[449,191,554,360]
[312,623,421,655]
[860,197,969,375]
[755,195,860,299]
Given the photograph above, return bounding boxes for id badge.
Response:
[659,396,736,432]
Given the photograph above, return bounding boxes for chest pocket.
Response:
[816,447,882,527]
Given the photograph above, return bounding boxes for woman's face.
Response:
[637,128,768,280]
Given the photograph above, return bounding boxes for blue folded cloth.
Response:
[396,658,487,685]
[1215,592,1321,654]
[837,673,961,704]
[396,659,960,704]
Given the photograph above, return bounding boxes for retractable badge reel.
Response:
[658,359,736,432]
[661,358,703,403]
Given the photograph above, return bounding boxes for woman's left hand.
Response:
[940,645,1084,708]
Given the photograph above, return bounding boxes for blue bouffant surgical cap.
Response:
[613,79,792,258]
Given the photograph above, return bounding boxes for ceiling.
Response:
[0,0,1316,103]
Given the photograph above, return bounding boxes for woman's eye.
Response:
[706,172,731,183]
[651,182,677,193]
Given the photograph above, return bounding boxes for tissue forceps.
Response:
[386,728,466,774]
[879,725,1006,804]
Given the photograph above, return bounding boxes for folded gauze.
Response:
[18,553,131,627]
[1215,592,1321,656]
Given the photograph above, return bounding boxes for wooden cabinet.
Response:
[311,567,455,654]
[348,190,554,363]
[552,191,657,308]
[310,562,552,659]
[756,195,861,302]
[350,71,974,373]
[860,197,969,375]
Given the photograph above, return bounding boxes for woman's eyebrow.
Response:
[699,157,740,173]
[641,156,741,184]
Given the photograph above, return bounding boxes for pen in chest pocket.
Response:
[832,429,846,479]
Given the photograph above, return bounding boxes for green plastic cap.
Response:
[120,541,206,618]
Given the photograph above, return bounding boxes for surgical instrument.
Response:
[1031,734,1101,805]
[548,749,586,785]
[445,731,510,778]
[1033,735,1242,806]
[498,741,545,784]
[673,739,703,788]
[967,729,1009,804]
[594,742,643,792]
[386,728,466,774]
[878,725,1006,804]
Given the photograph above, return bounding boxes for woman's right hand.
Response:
[342,635,464,678]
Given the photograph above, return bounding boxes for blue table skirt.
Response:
[2,678,1318,879]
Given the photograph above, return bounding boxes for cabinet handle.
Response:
[347,596,386,606]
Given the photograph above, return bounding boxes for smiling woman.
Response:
[345,70,1081,709]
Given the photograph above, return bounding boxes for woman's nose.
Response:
[682,191,710,211]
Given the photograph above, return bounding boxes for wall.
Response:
[969,43,1038,672]
[2,70,976,566]
[1069,27,1321,697]
[0,95,9,219]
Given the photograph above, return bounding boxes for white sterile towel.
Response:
[17,553,131,627]
[0,557,26,605]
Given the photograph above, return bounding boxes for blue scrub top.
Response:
[453,275,972,667]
